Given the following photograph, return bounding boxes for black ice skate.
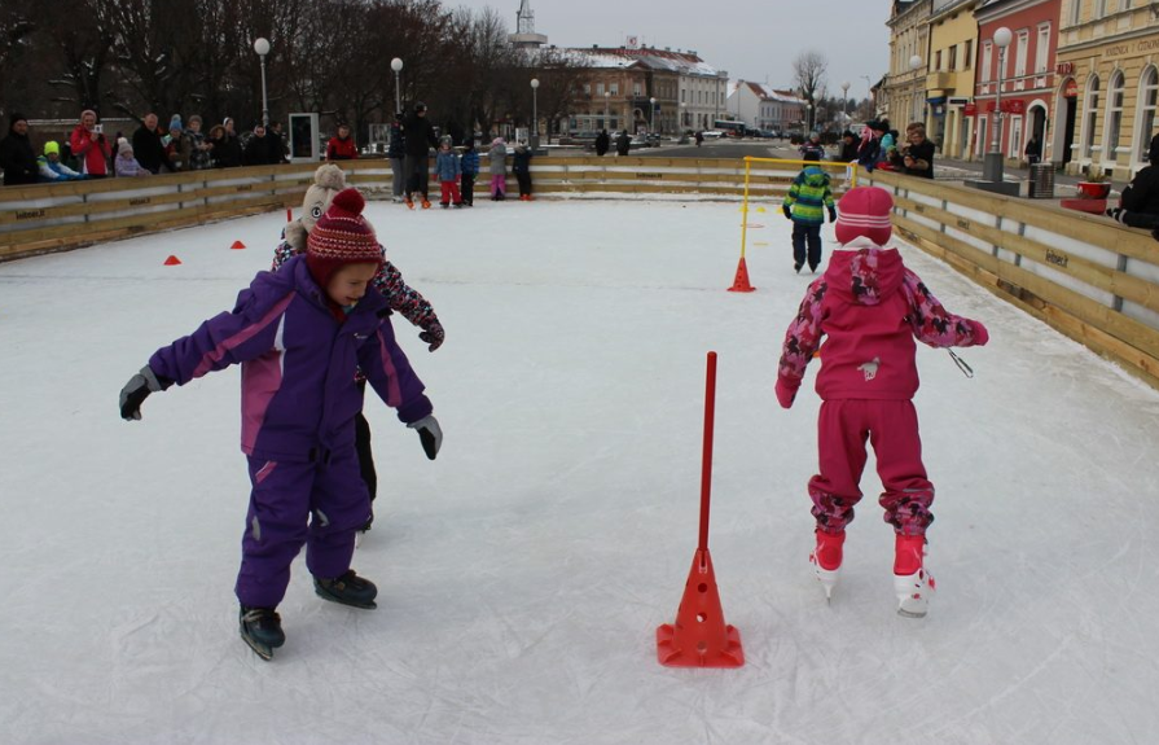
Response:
[239,605,285,660]
[314,569,378,609]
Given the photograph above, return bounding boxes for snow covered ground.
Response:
[2,199,1159,745]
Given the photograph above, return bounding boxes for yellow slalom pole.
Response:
[740,157,752,259]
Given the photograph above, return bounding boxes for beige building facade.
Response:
[1055,0,1159,178]
[925,0,983,159]
[885,0,934,132]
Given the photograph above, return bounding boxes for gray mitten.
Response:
[407,414,442,460]
[120,366,164,421]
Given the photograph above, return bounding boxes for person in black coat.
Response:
[243,124,282,166]
[835,130,859,163]
[402,101,439,203]
[595,129,610,156]
[615,129,631,156]
[900,124,935,179]
[0,113,39,186]
[132,113,171,174]
[210,118,244,168]
[1108,133,1159,238]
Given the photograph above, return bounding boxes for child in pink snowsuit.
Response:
[775,186,989,618]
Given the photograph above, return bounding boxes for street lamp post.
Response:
[391,58,404,115]
[530,78,540,150]
[253,37,270,127]
[841,81,850,125]
[604,90,611,131]
[649,96,656,136]
[806,103,814,132]
[909,54,924,127]
[983,26,1013,184]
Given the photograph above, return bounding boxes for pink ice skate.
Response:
[894,534,936,618]
[810,529,845,603]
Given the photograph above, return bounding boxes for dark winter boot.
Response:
[239,605,285,660]
[314,569,378,609]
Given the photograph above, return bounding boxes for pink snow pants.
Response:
[808,399,934,536]
[490,174,506,197]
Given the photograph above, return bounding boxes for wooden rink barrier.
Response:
[863,169,1159,390]
[2,156,1157,391]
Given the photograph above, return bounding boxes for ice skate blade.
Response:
[314,587,377,610]
[240,632,274,661]
[812,555,840,603]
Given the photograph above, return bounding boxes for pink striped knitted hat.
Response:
[834,186,894,246]
[306,188,381,286]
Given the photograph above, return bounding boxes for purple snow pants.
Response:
[808,399,935,536]
[235,449,370,608]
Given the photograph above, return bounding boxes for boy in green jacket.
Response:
[782,152,837,273]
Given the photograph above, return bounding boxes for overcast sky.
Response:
[453,0,891,99]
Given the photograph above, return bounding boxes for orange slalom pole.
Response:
[699,351,717,551]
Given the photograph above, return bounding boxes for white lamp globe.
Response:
[253,38,270,56]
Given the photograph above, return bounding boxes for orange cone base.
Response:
[230,240,246,250]
[163,255,182,266]
[655,549,744,668]
[727,257,755,293]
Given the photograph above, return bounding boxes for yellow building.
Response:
[926,0,982,159]
[885,0,934,131]
[1055,0,1159,179]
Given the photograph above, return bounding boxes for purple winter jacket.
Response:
[148,255,432,462]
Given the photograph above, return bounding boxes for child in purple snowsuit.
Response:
[119,188,442,659]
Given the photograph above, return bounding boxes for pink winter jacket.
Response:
[776,239,988,406]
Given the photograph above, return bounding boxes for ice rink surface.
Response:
[2,199,1159,744]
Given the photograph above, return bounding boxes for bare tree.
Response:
[793,50,828,131]
[0,4,35,119]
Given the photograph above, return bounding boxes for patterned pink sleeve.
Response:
[778,279,828,388]
[901,269,988,348]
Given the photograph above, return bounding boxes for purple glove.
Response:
[775,378,798,410]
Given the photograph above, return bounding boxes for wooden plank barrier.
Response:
[865,169,1159,389]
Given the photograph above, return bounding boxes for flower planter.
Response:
[1077,181,1111,199]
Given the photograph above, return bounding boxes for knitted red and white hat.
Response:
[834,186,894,246]
[306,188,381,286]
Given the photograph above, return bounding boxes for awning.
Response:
[926,95,947,104]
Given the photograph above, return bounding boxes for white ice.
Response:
[2,199,1159,745]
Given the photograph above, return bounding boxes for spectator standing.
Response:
[244,123,280,166]
[114,138,151,178]
[488,137,508,201]
[268,121,289,163]
[595,129,610,156]
[799,132,826,161]
[326,123,359,161]
[836,130,859,163]
[856,121,883,173]
[513,141,533,201]
[69,109,112,178]
[165,116,193,172]
[899,123,935,179]
[1107,133,1159,240]
[387,114,406,203]
[615,129,631,156]
[0,113,38,186]
[132,113,169,174]
[402,102,439,207]
[460,138,479,207]
[1024,134,1042,166]
[187,115,212,171]
[213,118,244,168]
[37,141,84,182]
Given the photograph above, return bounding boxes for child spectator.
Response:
[434,137,463,208]
[38,141,84,181]
[165,116,192,172]
[119,188,443,660]
[187,115,212,170]
[114,139,151,178]
[775,186,988,619]
[488,137,508,201]
[326,122,359,161]
[459,138,479,207]
[798,132,825,161]
[512,142,533,201]
[781,151,836,273]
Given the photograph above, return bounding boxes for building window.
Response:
[633,83,641,97]
[1036,25,1051,74]
[610,83,619,96]
[982,42,993,83]
[596,83,605,96]
[1137,66,1159,162]
[935,49,943,71]
[584,83,591,95]
[1095,0,1107,18]
[1104,71,1124,159]
[1015,31,1029,90]
[1008,115,1024,157]
[949,45,958,72]
[964,39,973,69]
[1070,0,1082,25]
[1082,74,1100,159]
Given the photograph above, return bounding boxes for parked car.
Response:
[701,130,724,140]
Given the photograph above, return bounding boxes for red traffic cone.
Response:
[727,257,755,293]
[657,548,744,667]
[286,208,293,223]
[163,255,182,266]
[230,240,246,250]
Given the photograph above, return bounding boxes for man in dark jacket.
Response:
[1108,133,1159,239]
[243,124,281,166]
[0,113,39,186]
[402,102,439,204]
[595,129,610,156]
[835,130,859,163]
[900,123,935,179]
[615,129,631,156]
[132,113,171,174]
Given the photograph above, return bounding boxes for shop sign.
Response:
[1056,62,1075,75]
[1064,79,1079,98]
[963,103,978,116]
